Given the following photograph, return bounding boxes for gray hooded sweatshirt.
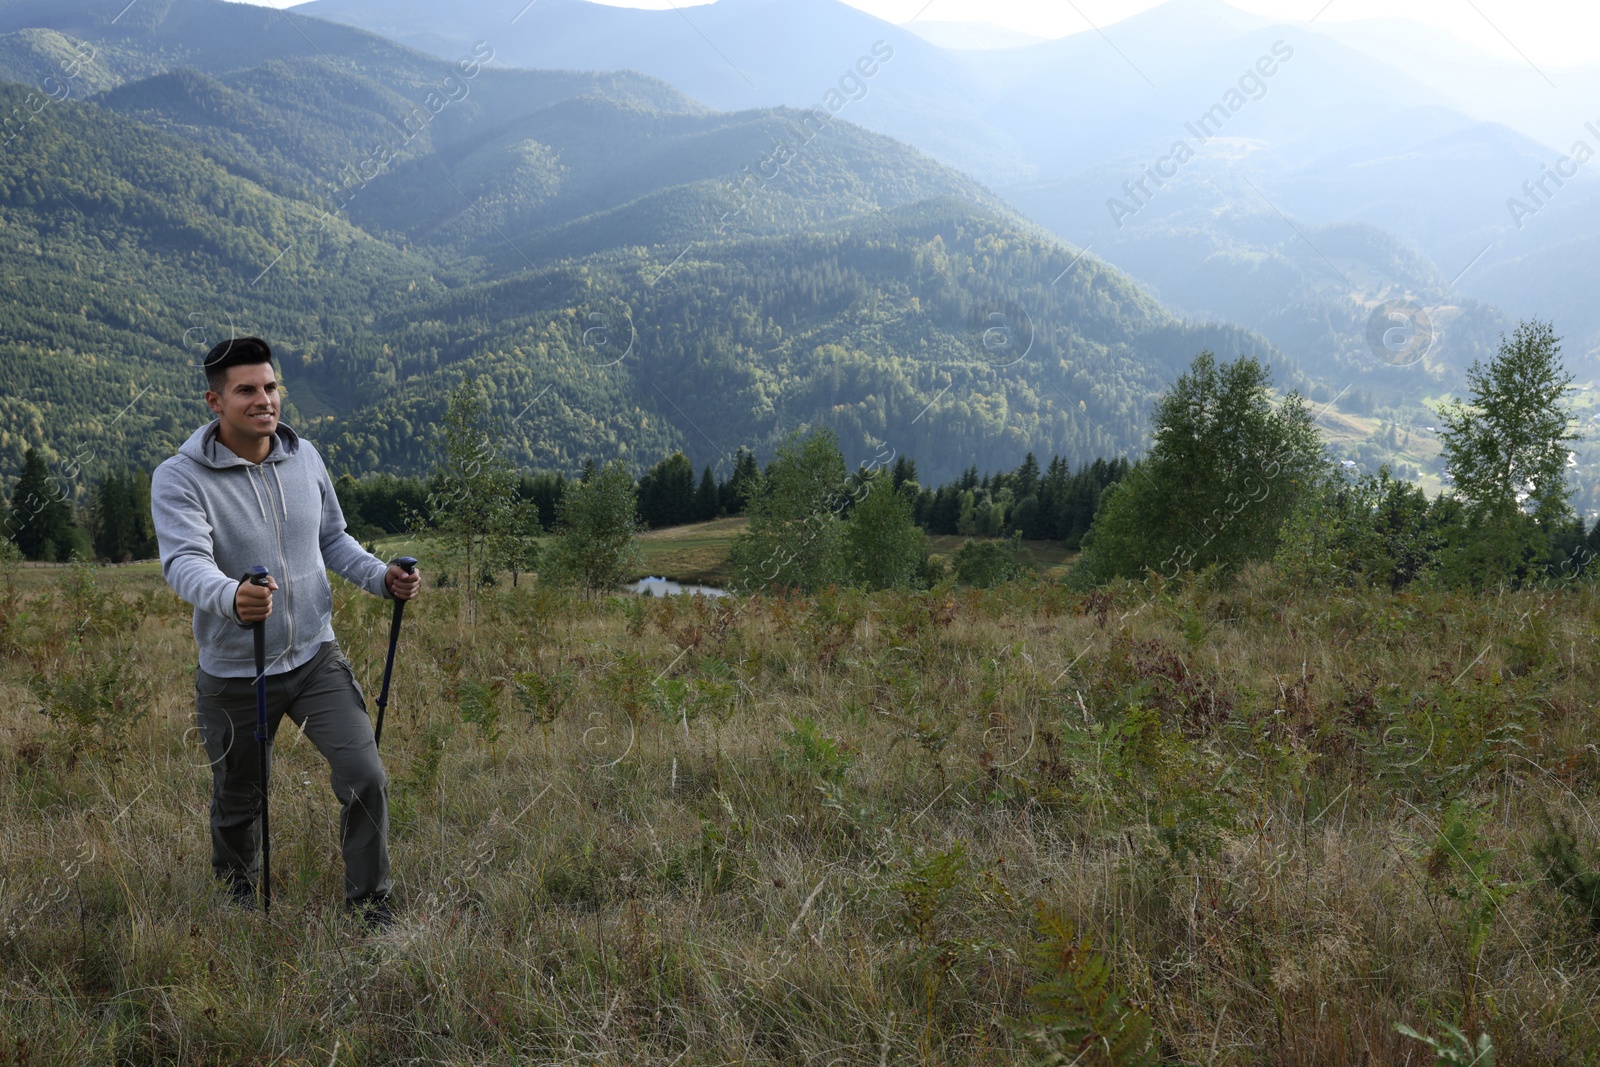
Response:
[151,420,391,678]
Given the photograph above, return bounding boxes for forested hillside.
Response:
[0,0,1285,493]
[318,200,1272,476]
[0,77,446,477]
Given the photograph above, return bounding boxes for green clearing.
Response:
[635,516,750,586]
[365,522,1080,590]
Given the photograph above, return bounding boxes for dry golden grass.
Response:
[4,561,1600,1064]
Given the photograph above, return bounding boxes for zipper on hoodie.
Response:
[256,462,294,659]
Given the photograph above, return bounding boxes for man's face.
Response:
[206,362,280,443]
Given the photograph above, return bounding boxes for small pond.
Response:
[627,576,729,598]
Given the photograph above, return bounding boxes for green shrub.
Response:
[29,649,148,755]
[952,533,1034,588]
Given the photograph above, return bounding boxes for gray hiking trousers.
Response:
[195,639,390,903]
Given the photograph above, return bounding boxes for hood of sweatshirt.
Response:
[178,419,301,469]
[175,421,304,527]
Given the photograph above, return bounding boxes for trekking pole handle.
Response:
[247,566,271,588]
[393,556,418,576]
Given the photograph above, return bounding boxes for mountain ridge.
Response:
[0,0,1288,490]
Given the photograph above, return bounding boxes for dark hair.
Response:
[204,336,274,392]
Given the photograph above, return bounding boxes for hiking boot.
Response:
[225,873,256,910]
[349,895,394,932]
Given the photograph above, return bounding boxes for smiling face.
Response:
[205,360,280,462]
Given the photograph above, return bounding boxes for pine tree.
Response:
[92,471,132,561]
[637,452,696,528]
[6,449,77,562]
[890,454,918,490]
[91,469,157,561]
[1014,452,1040,499]
[928,485,962,535]
[1038,455,1072,539]
[520,471,565,531]
[695,465,720,521]
[723,448,761,515]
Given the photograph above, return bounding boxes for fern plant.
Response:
[890,842,993,1066]
[514,666,575,757]
[1008,902,1156,1067]
[1532,809,1600,931]
[781,716,854,784]
[1422,800,1528,1034]
[457,680,503,749]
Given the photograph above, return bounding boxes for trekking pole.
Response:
[247,565,273,915]
[373,556,418,749]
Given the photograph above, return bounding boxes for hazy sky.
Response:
[261,0,1596,67]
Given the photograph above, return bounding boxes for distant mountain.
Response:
[347,97,997,259]
[0,0,454,84]
[1311,16,1600,153]
[94,60,703,207]
[294,0,1030,185]
[294,0,1600,375]
[323,198,1275,480]
[0,0,1280,491]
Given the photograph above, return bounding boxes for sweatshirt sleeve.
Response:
[150,460,248,626]
[312,448,392,599]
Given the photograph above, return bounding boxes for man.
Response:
[151,336,420,927]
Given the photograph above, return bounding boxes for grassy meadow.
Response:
[629,520,1078,588]
[7,554,1600,1064]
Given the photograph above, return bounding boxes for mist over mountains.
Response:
[300,0,1600,380]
